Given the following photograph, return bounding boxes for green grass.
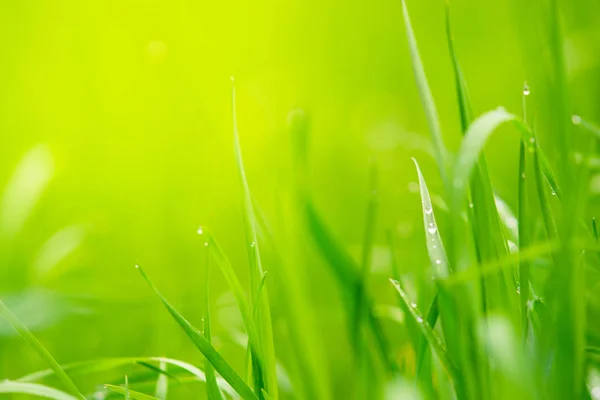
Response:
[0,0,599,399]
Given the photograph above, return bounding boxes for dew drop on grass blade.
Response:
[137,265,259,400]
[0,299,85,399]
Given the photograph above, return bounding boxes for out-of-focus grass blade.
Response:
[105,384,160,400]
[199,228,264,364]
[154,361,168,400]
[0,381,77,400]
[0,144,54,239]
[573,115,600,138]
[400,0,448,183]
[20,357,237,398]
[205,247,226,400]
[137,265,259,400]
[518,140,530,339]
[231,77,277,400]
[0,299,84,399]
[593,218,599,242]
[389,280,461,388]
[125,375,131,400]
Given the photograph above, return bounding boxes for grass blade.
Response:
[518,139,530,339]
[204,246,226,400]
[231,77,278,400]
[137,265,259,400]
[400,0,448,183]
[0,299,84,399]
[389,280,461,388]
[199,228,264,364]
[0,381,77,400]
[154,361,168,400]
[125,375,131,400]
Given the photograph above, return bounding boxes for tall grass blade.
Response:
[518,140,530,339]
[137,265,259,400]
[154,361,168,400]
[400,0,448,183]
[0,299,84,399]
[125,375,131,400]
[231,77,278,400]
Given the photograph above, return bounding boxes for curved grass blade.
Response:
[137,265,259,400]
[389,280,461,389]
[205,247,226,400]
[231,77,277,400]
[105,384,159,400]
[518,140,530,339]
[0,381,77,400]
[0,299,84,399]
[400,0,448,183]
[573,115,600,138]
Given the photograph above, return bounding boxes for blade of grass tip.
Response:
[125,375,131,400]
[104,384,160,400]
[198,227,264,364]
[0,381,78,400]
[389,280,462,393]
[401,0,449,185]
[136,265,259,400]
[231,77,277,400]
[0,299,85,399]
[204,245,226,400]
[593,218,599,242]
[572,114,600,138]
[154,361,168,400]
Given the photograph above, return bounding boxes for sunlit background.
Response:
[0,0,599,397]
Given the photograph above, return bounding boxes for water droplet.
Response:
[424,205,433,214]
[197,226,204,235]
[251,241,256,248]
[410,302,417,308]
[523,82,530,96]
[529,137,535,144]
[204,242,209,247]
[521,172,526,179]
[416,316,423,323]
[572,115,582,125]
[390,279,399,286]
[551,190,556,196]
[435,259,442,265]
[230,76,235,82]
[432,244,437,249]
[468,203,474,209]
[134,264,140,269]
[427,225,438,234]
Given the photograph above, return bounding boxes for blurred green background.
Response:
[0,0,599,397]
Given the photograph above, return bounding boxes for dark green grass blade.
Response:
[105,384,160,400]
[0,381,77,400]
[137,265,259,400]
[0,299,85,399]
[204,248,226,400]
[231,77,277,400]
[400,0,448,184]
